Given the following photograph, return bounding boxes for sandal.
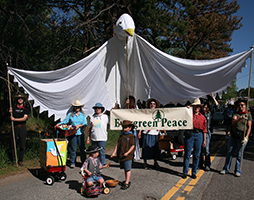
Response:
[121,182,130,190]
[118,181,125,186]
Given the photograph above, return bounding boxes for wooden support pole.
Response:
[7,63,18,167]
[240,46,253,170]
[126,37,129,109]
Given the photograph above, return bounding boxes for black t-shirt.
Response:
[13,105,29,126]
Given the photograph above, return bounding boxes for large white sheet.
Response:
[8,33,253,121]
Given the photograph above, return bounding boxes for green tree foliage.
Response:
[221,80,238,102]
[0,0,245,125]
[168,0,242,59]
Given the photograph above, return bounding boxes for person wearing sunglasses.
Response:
[86,103,109,166]
[9,94,29,166]
[55,100,87,168]
[220,99,252,177]
[138,98,162,170]
[183,98,207,179]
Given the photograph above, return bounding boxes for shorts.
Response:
[86,175,103,183]
[120,160,132,171]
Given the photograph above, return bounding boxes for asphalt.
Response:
[0,124,253,200]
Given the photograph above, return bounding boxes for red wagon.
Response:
[40,138,68,185]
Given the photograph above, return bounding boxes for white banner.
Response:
[110,107,193,130]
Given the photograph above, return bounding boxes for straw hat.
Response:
[72,100,84,107]
[92,102,105,112]
[14,94,27,101]
[119,120,135,129]
[146,98,161,108]
[191,98,201,106]
[85,144,102,153]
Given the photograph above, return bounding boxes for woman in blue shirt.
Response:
[55,100,87,168]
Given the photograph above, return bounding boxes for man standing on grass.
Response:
[9,94,29,166]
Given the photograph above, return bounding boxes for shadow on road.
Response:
[65,180,82,194]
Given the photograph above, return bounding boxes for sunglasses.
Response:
[239,103,245,107]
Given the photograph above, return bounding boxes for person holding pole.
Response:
[220,99,252,177]
[9,94,29,166]
[123,96,141,161]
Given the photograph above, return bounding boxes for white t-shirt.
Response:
[89,114,109,141]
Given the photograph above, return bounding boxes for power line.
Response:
[237,72,254,80]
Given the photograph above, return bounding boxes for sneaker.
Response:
[235,172,241,177]
[220,170,226,175]
[205,166,210,171]
[70,164,75,168]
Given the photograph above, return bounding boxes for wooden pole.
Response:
[240,46,253,170]
[7,63,18,167]
[126,37,129,109]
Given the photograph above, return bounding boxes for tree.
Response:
[168,0,242,59]
[221,80,238,103]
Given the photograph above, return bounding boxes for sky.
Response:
[231,0,254,91]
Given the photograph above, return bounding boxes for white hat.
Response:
[72,100,84,107]
[191,98,201,106]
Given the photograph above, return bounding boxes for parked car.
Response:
[212,111,224,124]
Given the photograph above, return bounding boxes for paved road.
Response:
[0,125,253,200]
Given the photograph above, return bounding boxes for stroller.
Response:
[80,173,110,196]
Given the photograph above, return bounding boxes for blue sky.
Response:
[231,0,254,90]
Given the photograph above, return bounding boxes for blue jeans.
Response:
[183,131,203,175]
[205,132,211,156]
[92,141,107,165]
[86,175,103,183]
[68,134,86,165]
[223,136,248,174]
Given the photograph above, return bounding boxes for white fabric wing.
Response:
[8,33,253,121]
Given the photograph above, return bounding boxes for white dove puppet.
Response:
[49,143,65,157]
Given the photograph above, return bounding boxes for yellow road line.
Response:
[161,136,227,200]
[176,170,205,200]
[176,139,227,200]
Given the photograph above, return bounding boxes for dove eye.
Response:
[119,22,122,24]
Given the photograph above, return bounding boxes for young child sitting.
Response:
[111,120,135,190]
[81,144,110,187]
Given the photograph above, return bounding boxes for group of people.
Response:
[9,93,252,191]
[55,101,109,168]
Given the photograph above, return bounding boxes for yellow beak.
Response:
[125,28,134,36]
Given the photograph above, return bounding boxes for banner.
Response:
[110,107,193,130]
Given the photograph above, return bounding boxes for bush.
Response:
[0,144,9,168]
[0,128,121,170]
[106,130,121,149]
[23,137,40,161]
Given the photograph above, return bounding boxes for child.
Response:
[111,120,135,190]
[81,144,110,187]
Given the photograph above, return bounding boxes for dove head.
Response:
[114,13,135,41]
